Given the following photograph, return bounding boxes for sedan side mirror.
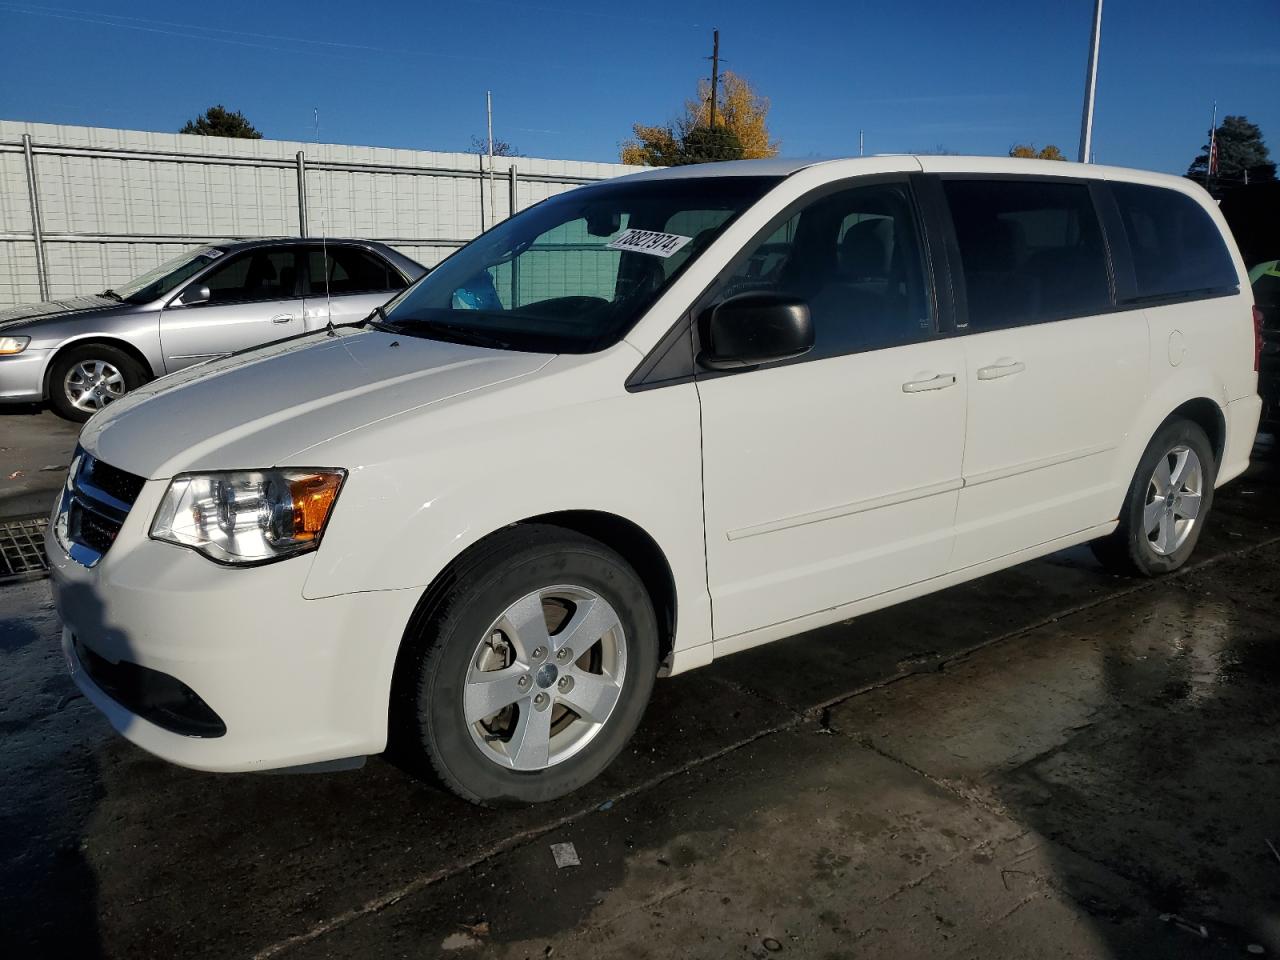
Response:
[179,284,211,307]
[698,293,814,370]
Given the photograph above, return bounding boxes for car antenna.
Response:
[314,107,335,337]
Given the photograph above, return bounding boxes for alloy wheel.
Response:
[1144,444,1204,556]
[64,359,126,412]
[464,585,627,771]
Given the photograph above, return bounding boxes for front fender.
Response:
[299,358,713,661]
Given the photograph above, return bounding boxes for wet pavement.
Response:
[0,406,79,519]
[3,441,1279,959]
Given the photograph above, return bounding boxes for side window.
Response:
[943,179,1110,330]
[717,182,932,359]
[309,247,406,296]
[1111,183,1238,301]
[202,249,297,304]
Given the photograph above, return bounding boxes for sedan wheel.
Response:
[64,359,127,413]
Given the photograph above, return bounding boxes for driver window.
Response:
[718,182,932,359]
[202,250,298,304]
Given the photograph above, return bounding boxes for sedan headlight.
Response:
[0,336,30,355]
[151,469,346,565]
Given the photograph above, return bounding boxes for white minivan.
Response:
[48,156,1262,804]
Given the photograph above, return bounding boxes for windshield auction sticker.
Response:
[607,229,693,258]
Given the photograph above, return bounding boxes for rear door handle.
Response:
[902,372,957,393]
[271,314,294,324]
[977,358,1025,380]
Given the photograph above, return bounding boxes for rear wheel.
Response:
[48,344,145,422]
[1091,418,1216,576]
[394,524,659,805]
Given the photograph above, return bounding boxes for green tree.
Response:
[179,105,262,139]
[676,125,745,165]
[1009,143,1067,160]
[1187,115,1275,188]
[620,120,745,166]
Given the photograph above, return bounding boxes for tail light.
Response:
[1254,304,1264,372]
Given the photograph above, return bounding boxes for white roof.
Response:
[618,155,1206,198]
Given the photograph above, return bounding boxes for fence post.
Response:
[22,134,50,301]
[295,151,309,236]
[508,164,519,219]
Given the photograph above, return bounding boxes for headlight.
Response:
[0,336,30,355]
[150,468,346,565]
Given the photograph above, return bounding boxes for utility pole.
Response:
[1077,0,1103,163]
[486,90,496,226]
[708,29,720,128]
[1205,100,1218,189]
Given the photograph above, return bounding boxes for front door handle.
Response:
[977,358,1026,380]
[902,372,957,393]
[271,314,294,324]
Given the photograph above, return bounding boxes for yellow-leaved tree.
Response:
[1009,144,1067,160]
[621,70,779,165]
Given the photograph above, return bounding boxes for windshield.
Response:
[113,246,224,304]
[380,176,780,353]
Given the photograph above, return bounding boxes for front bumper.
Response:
[48,480,421,773]
[0,347,51,401]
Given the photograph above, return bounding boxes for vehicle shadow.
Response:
[0,583,104,957]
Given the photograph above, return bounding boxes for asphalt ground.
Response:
[1,436,1278,959]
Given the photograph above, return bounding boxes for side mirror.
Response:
[179,284,211,307]
[698,293,814,370]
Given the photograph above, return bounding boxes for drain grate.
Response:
[0,515,50,581]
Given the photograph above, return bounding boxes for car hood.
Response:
[79,327,554,479]
[0,295,125,331]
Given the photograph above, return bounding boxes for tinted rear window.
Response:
[1111,183,1238,301]
[944,179,1111,330]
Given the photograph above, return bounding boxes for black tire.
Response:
[393,524,659,806]
[48,343,146,422]
[1091,418,1217,577]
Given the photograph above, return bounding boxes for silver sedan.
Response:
[0,238,427,421]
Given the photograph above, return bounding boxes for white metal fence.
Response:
[0,120,639,308]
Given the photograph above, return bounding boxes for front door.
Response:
[159,246,303,371]
[939,177,1148,569]
[697,179,968,643]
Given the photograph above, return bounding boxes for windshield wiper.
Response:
[386,317,512,351]
[363,305,396,332]
[99,289,122,301]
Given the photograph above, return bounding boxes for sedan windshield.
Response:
[113,246,223,304]
[380,176,780,353]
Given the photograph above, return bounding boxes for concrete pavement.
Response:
[2,449,1278,959]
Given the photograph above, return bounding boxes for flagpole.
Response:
[1077,0,1104,163]
[1205,100,1217,189]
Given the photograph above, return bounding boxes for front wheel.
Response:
[1091,418,1217,576]
[395,525,659,805]
[48,344,145,422]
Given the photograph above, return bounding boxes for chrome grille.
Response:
[57,448,145,567]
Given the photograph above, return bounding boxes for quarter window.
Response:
[716,182,932,359]
[943,179,1111,330]
[1111,182,1238,301]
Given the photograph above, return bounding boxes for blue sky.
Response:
[0,0,1276,174]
